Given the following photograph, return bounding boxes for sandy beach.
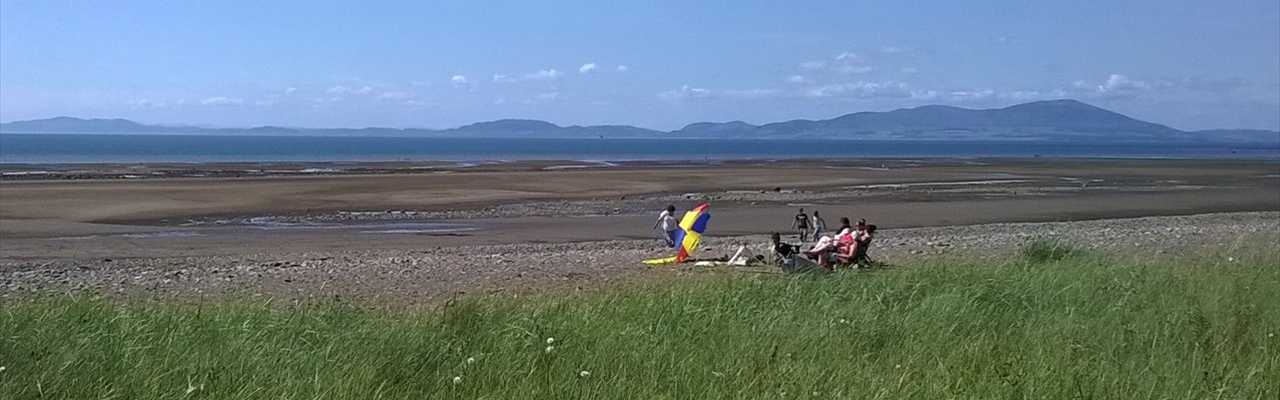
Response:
[2,158,1277,303]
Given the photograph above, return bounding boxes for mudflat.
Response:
[1,158,1276,250]
[1,158,1278,303]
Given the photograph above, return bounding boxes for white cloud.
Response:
[658,85,713,101]
[805,81,910,99]
[722,88,781,99]
[1098,74,1148,93]
[200,96,244,106]
[450,75,469,86]
[526,68,562,80]
[658,86,779,101]
[253,99,277,107]
[127,98,166,108]
[786,75,812,84]
[910,90,939,100]
[578,63,598,74]
[616,65,629,72]
[834,65,873,75]
[946,89,996,101]
[377,91,413,100]
[800,51,871,75]
[493,68,564,83]
[799,61,827,70]
[328,85,374,95]
[880,46,910,54]
[284,87,297,95]
[834,51,860,61]
[520,92,561,105]
[1000,90,1043,101]
[1069,74,1153,99]
[405,99,429,107]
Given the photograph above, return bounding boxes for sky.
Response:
[1,0,1278,131]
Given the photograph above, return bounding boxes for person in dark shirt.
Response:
[771,232,799,258]
[791,208,811,242]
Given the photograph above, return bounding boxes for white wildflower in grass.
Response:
[1228,257,1236,262]
[0,366,5,373]
[1269,333,1275,338]
[895,364,902,369]
[579,370,591,378]
[545,345,555,354]
[466,357,476,365]
[839,318,848,324]
[452,376,462,385]
[546,337,555,345]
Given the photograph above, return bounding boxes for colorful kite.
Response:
[643,203,711,265]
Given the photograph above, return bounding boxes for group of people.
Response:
[774,210,877,271]
[790,208,827,242]
[653,204,876,272]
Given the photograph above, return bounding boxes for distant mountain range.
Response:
[2,100,1277,144]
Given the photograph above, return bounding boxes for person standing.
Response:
[792,208,811,242]
[653,205,680,247]
[811,210,827,239]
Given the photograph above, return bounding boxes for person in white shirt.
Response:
[653,205,679,247]
[811,210,827,239]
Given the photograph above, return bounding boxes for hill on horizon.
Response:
[2,100,1277,144]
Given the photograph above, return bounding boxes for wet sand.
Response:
[2,158,1277,302]
[2,159,1277,252]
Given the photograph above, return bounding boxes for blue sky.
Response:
[2,0,1277,131]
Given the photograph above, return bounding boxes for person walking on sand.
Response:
[653,205,680,247]
[811,210,827,239]
[792,208,811,242]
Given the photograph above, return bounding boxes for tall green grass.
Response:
[2,247,1277,399]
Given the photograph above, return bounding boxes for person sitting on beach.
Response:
[653,205,679,247]
[771,232,825,273]
[838,224,877,267]
[804,216,858,268]
[792,208,811,242]
[770,232,800,267]
[831,217,851,237]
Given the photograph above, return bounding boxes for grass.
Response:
[1,244,1278,399]
[1020,238,1083,263]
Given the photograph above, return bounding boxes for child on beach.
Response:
[653,205,679,247]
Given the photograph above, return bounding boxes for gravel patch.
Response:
[2,212,1275,305]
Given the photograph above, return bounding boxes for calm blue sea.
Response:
[1,134,1276,163]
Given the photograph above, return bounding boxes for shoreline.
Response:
[2,156,1277,182]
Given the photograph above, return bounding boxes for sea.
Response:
[1,134,1277,164]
